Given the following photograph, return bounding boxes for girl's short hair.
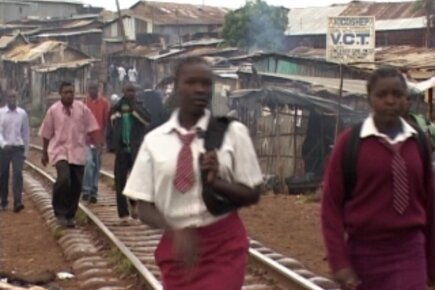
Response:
[366,67,407,95]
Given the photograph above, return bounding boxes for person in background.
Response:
[118,65,127,84]
[402,92,435,150]
[0,90,29,213]
[123,57,263,289]
[107,82,151,223]
[0,100,8,208]
[39,82,101,228]
[81,82,110,203]
[322,67,434,290]
[128,66,138,84]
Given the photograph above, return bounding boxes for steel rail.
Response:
[29,143,329,290]
[25,157,162,290]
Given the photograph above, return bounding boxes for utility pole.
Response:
[115,0,127,53]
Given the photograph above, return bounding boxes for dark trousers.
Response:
[53,161,84,219]
[0,146,25,207]
[114,151,136,218]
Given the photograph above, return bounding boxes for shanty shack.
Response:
[1,40,93,108]
[230,87,364,193]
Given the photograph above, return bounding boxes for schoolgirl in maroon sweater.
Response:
[321,68,435,290]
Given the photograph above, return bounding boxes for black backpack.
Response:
[343,123,431,202]
[201,116,239,216]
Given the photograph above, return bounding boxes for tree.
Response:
[222,0,289,52]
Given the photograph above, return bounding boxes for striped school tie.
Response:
[391,145,410,215]
[174,132,196,193]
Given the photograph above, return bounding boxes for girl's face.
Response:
[176,63,213,117]
[368,76,406,126]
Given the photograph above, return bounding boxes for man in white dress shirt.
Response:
[0,90,29,212]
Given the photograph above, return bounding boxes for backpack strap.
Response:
[343,122,431,204]
[203,116,234,151]
[413,126,430,178]
[201,116,238,216]
[343,122,363,203]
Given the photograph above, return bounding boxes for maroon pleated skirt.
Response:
[154,213,249,290]
[348,230,427,290]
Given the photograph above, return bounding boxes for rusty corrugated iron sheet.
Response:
[2,40,65,62]
[340,1,425,20]
[286,1,427,35]
[288,45,435,70]
[131,1,228,26]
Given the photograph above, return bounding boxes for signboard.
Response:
[326,16,375,64]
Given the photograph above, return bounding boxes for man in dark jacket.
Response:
[107,82,151,221]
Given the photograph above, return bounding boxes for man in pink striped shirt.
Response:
[39,81,100,228]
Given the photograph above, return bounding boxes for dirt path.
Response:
[0,193,78,289]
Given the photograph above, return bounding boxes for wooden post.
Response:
[275,107,285,193]
[115,0,127,54]
[293,106,298,178]
[335,63,344,140]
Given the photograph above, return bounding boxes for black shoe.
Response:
[66,219,76,228]
[0,205,7,211]
[82,194,89,201]
[13,204,24,213]
[89,197,97,204]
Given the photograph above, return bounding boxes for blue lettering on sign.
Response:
[330,32,371,45]
[343,34,354,45]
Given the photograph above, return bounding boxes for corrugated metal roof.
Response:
[33,59,92,72]
[286,1,427,35]
[171,38,223,48]
[2,40,66,62]
[0,34,26,49]
[35,28,101,37]
[288,45,435,70]
[0,0,29,5]
[286,5,347,35]
[376,16,426,31]
[20,0,83,4]
[131,1,228,25]
[340,1,425,20]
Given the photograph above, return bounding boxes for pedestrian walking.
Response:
[81,82,110,203]
[39,81,100,228]
[128,66,138,83]
[321,67,435,290]
[0,90,29,212]
[107,82,151,222]
[123,57,263,290]
[0,104,8,208]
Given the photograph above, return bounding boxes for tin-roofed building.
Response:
[286,1,432,49]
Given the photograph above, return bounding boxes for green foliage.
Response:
[222,0,289,52]
[110,247,135,276]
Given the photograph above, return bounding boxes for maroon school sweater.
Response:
[321,128,434,274]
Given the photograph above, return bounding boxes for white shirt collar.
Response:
[360,115,417,144]
[162,109,211,135]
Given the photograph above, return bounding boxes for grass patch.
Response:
[76,210,89,225]
[52,227,64,240]
[109,247,135,276]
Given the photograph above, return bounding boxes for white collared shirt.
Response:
[0,106,30,152]
[123,109,263,229]
[360,116,417,145]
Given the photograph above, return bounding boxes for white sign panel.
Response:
[327,16,375,64]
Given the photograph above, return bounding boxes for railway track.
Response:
[26,144,338,290]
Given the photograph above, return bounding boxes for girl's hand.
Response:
[173,228,198,268]
[200,150,219,185]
